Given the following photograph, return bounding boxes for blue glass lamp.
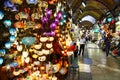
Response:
[21,37,36,46]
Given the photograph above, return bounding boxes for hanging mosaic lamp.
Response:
[50,31,55,36]
[50,22,57,31]
[42,16,48,23]
[4,0,14,8]
[59,67,67,75]
[0,49,6,56]
[21,37,36,46]
[5,42,11,49]
[46,9,52,18]
[11,0,23,5]
[0,57,3,65]
[57,11,62,20]
[9,35,16,42]
[55,18,59,25]
[10,62,18,67]
[17,45,23,51]
[4,20,12,27]
[26,0,38,5]
[0,11,4,20]
[9,28,17,35]
[63,13,67,18]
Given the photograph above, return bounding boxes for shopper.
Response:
[104,35,112,56]
[69,42,78,57]
[78,35,86,56]
[74,45,78,57]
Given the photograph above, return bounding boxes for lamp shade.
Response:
[46,9,52,17]
[5,42,11,49]
[21,37,36,46]
[17,45,23,51]
[10,35,16,42]
[26,0,38,5]
[4,20,12,27]
[0,11,4,20]
[4,0,14,8]
[9,28,17,35]
[0,57,3,65]
[10,62,18,67]
[0,49,6,56]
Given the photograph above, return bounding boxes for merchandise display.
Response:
[0,0,73,80]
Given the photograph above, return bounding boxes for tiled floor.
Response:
[67,42,120,80]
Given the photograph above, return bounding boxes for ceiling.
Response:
[67,0,120,27]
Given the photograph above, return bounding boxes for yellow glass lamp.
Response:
[11,0,23,5]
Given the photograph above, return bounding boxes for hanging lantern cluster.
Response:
[0,0,71,80]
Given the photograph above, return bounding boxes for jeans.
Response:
[105,43,110,56]
[79,44,85,56]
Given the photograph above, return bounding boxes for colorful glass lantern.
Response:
[0,11,4,20]
[0,57,3,65]
[51,31,55,36]
[0,49,6,56]
[26,0,38,5]
[4,0,14,8]
[10,62,18,67]
[17,45,23,51]
[5,42,11,49]
[4,20,12,27]
[10,35,16,42]
[57,11,62,19]
[63,13,67,18]
[55,18,59,25]
[42,16,48,23]
[50,22,57,31]
[9,28,17,35]
[46,9,52,17]
[59,67,67,75]
[11,0,23,5]
[21,37,36,46]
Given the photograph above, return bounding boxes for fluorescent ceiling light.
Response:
[81,15,96,24]
[82,2,86,7]
[80,10,82,13]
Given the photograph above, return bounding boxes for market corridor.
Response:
[69,42,120,80]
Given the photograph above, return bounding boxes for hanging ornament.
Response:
[46,9,52,18]
[9,28,17,35]
[0,11,4,20]
[42,16,48,23]
[46,43,53,49]
[59,67,67,75]
[55,18,59,25]
[14,21,24,28]
[33,43,42,49]
[10,62,18,67]
[50,31,55,36]
[0,57,3,65]
[4,0,14,8]
[17,45,23,51]
[32,54,38,59]
[0,49,6,56]
[25,57,30,63]
[50,22,57,31]
[63,13,67,18]
[22,51,29,58]
[9,35,16,42]
[21,37,36,46]
[38,56,46,62]
[57,11,62,20]
[49,37,54,41]
[11,0,23,5]
[5,42,11,49]
[26,0,38,5]
[4,20,12,28]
